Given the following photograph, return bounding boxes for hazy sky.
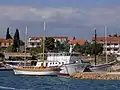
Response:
[0,0,120,40]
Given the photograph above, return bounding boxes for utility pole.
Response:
[94,28,97,65]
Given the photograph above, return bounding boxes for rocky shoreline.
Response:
[71,72,120,80]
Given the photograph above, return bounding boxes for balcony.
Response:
[110,45,115,48]
[28,40,41,43]
[103,45,110,48]
[114,45,120,48]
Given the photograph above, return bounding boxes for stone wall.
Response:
[71,72,120,80]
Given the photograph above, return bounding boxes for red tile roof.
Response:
[29,36,42,40]
[92,36,120,43]
[69,40,87,45]
[0,39,13,43]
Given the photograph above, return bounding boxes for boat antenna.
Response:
[105,25,108,63]
[94,28,97,65]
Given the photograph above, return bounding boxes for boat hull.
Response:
[60,63,89,75]
[0,65,13,71]
[89,64,111,72]
[13,69,59,76]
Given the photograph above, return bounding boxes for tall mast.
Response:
[24,26,27,65]
[105,25,108,63]
[94,28,97,65]
[42,22,46,63]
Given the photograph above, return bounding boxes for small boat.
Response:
[88,61,116,72]
[0,62,12,71]
[89,27,115,72]
[13,66,61,76]
[13,23,61,76]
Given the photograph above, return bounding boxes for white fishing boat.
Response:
[44,45,90,75]
[13,23,61,76]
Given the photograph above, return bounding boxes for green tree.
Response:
[12,29,20,52]
[6,27,12,39]
[0,53,5,61]
[45,37,55,52]
[63,41,70,52]
[90,42,103,55]
[29,47,43,60]
[55,40,70,52]
[20,40,25,46]
[73,43,81,52]
[6,45,13,52]
[72,42,103,55]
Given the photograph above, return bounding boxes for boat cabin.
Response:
[36,61,63,67]
[46,52,80,64]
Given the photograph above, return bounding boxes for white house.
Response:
[92,36,120,55]
[27,36,68,48]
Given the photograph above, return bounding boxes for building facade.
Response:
[0,39,13,48]
[27,36,42,48]
[92,36,120,55]
[27,36,68,48]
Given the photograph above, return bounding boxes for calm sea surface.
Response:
[0,71,120,90]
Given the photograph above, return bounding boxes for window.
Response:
[4,43,6,46]
[31,43,34,46]
[114,43,118,45]
[114,48,118,51]
[37,43,40,46]
[107,48,111,51]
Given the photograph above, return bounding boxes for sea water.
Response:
[0,71,120,90]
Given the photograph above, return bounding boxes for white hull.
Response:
[13,69,59,76]
[60,63,89,75]
[0,64,13,71]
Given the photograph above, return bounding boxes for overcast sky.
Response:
[0,0,120,40]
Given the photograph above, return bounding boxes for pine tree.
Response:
[6,27,12,39]
[13,29,20,52]
[73,37,76,40]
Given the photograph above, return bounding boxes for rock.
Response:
[71,72,120,80]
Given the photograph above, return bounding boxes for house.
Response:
[27,36,68,48]
[0,39,13,48]
[27,36,42,48]
[92,36,120,55]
